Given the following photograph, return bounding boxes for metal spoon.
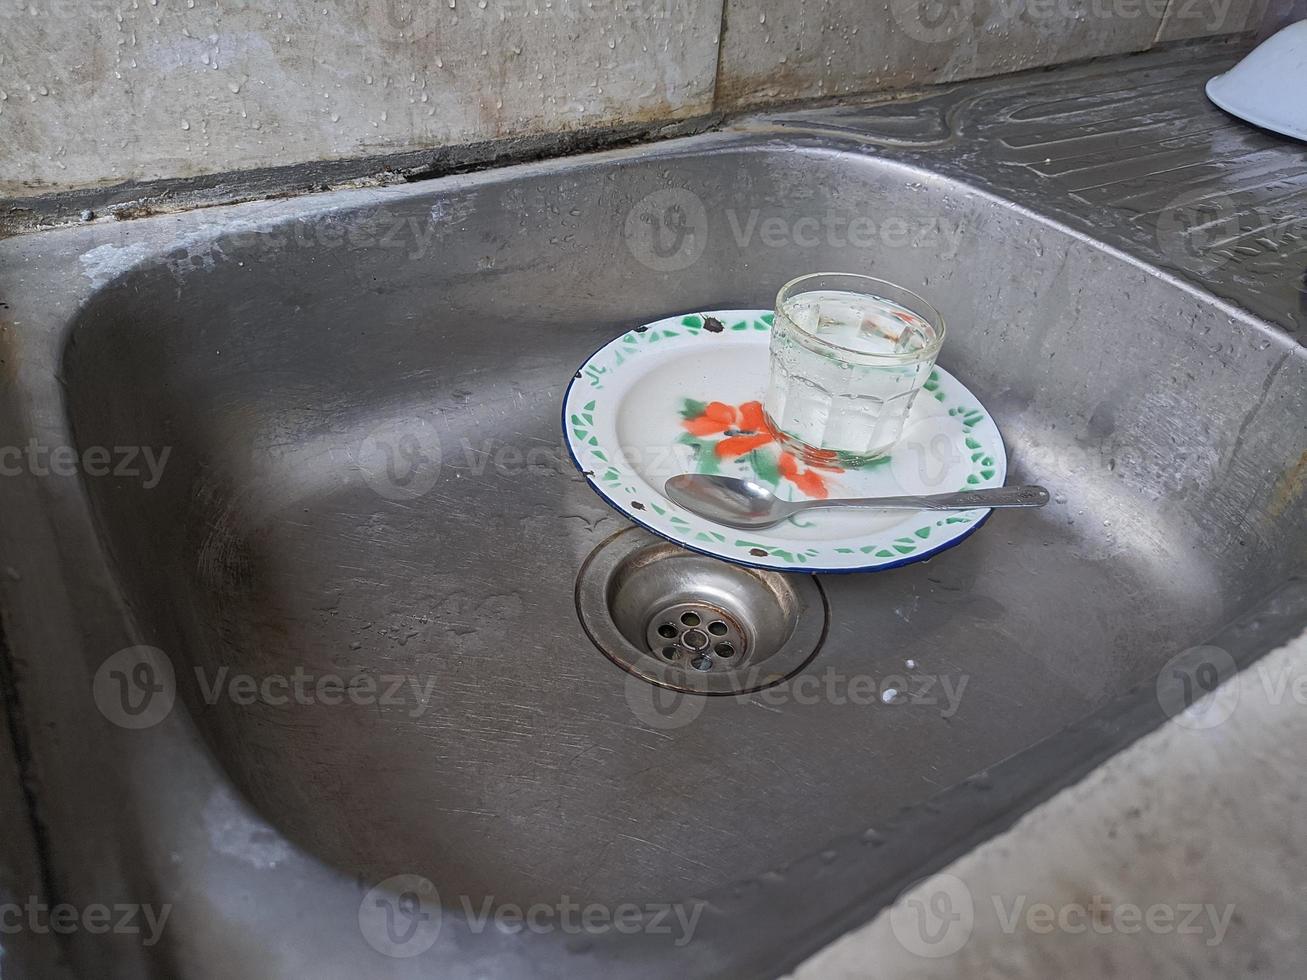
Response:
[664,474,1050,530]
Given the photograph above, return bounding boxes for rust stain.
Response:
[0,320,18,384]
[716,51,943,112]
[1268,450,1307,520]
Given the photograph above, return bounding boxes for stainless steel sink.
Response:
[2,44,1305,980]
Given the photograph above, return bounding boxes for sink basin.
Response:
[2,60,1306,980]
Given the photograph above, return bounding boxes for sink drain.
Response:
[575,528,828,695]
[647,602,747,671]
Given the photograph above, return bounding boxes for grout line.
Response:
[711,0,730,112]
[1152,0,1177,44]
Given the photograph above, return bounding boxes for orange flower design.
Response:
[680,399,844,499]
[777,451,842,499]
[683,400,773,457]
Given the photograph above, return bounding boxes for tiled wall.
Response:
[718,0,1282,107]
[717,0,1162,107]
[0,0,1269,198]
[0,0,722,197]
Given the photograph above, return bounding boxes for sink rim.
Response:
[2,110,1305,979]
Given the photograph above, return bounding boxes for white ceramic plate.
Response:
[1206,21,1307,142]
[563,310,1008,573]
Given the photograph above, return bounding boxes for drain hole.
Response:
[682,628,709,651]
[576,529,828,695]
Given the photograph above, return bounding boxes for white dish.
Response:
[563,310,1007,573]
[1206,21,1307,142]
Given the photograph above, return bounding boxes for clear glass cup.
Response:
[764,273,946,464]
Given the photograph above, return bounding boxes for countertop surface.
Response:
[746,36,1307,337]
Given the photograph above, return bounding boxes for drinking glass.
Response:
[764,273,946,463]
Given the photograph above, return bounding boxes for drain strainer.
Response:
[647,601,748,672]
[576,528,828,694]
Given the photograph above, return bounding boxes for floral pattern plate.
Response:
[563,310,1006,573]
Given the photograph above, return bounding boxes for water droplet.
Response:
[180,119,190,130]
[228,81,241,94]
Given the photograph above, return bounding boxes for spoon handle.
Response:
[799,485,1050,513]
